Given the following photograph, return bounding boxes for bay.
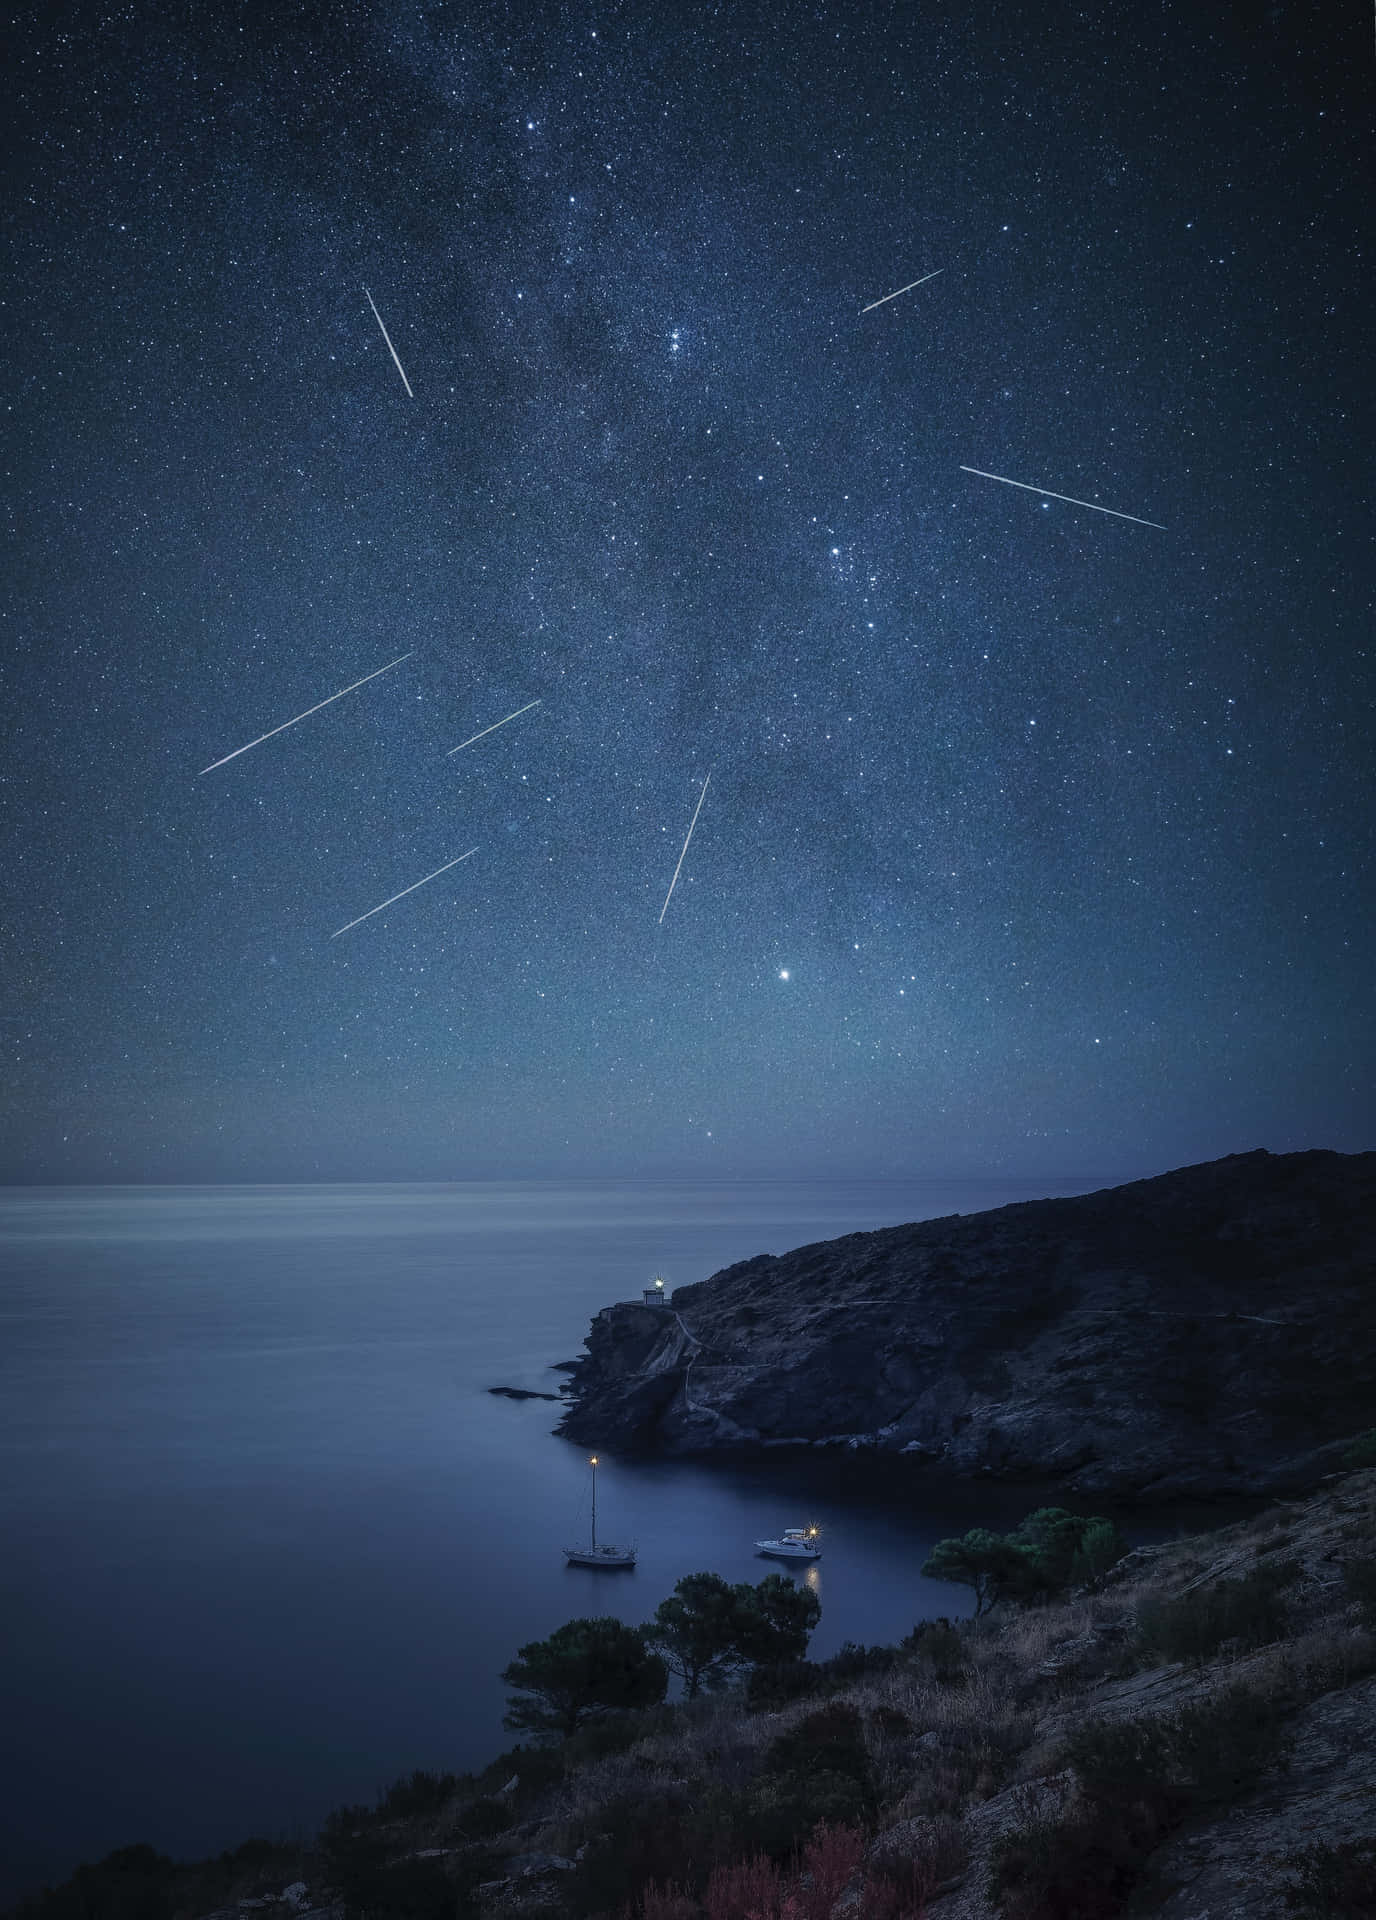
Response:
[0,1176,1108,1902]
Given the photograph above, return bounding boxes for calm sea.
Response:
[0,1177,1111,1902]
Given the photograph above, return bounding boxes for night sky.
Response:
[4,0,1372,1184]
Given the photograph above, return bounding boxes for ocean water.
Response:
[0,1176,1109,1903]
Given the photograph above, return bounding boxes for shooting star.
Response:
[446,699,542,756]
[363,285,414,398]
[659,773,712,926]
[330,849,477,939]
[198,653,414,775]
[959,466,1166,530]
[860,268,944,314]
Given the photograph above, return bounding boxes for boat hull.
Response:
[755,1540,822,1560]
[563,1544,637,1568]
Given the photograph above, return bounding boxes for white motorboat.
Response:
[755,1526,822,1560]
[564,1454,636,1569]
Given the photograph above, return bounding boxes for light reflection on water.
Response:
[2,1175,1119,1901]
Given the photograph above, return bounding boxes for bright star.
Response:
[779,969,790,980]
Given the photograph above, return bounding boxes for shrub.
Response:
[1280,1837,1376,1917]
[867,1814,966,1908]
[1136,1560,1298,1664]
[766,1704,872,1789]
[703,1852,781,1920]
[318,1831,455,1920]
[319,1802,373,1848]
[794,1822,867,1920]
[1061,1714,1180,1824]
[635,1883,700,1920]
[454,1796,514,1840]
[749,1643,900,1710]
[1340,1430,1376,1470]
[905,1733,1008,1818]
[989,1807,1144,1920]
[571,1795,722,1917]
[1170,1683,1291,1808]
[475,1739,567,1798]
[1067,1683,1290,1814]
[995,1686,1291,1919]
[748,1659,826,1709]
[901,1617,968,1684]
[564,1709,664,1765]
[377,1768,460,1818]
[750,1769,872,1856]
[7,1846,180,1920]
[218,1837,284,1873]
[820,1641,901,1683]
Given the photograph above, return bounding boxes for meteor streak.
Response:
[197,653,413,775]
[659,772,711,926]
[446,699,542,756]
[363,285,414,398]
[330,849,477,938]
[959,466,1166,530]
[860,268,944,314]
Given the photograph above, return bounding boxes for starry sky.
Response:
[3,0,1372,1183]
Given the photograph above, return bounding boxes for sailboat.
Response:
[563,1454,637,1568]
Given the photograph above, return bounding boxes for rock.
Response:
[922,1772,1077,1920]
[556,1149,1376,1500]
[1146,1674,1376,1916]
[488,1386,561,1402]
[508,1852,574,1876]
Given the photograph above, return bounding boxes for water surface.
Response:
[1,1177,1109,1901]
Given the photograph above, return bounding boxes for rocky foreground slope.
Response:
[557,1149,1376,1500]
[54,1466,1371,1920]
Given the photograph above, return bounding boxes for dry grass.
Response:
[488,1474,1376,1916]
[980,1599,1094,1670]
[1246,1623,1376,1699]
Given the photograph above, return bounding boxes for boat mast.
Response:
[590,1454,598,1551]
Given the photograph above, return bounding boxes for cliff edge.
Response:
[556,1149,1376,1500]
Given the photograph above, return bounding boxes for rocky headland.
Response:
[556,1149,1376,1501]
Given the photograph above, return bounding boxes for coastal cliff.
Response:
[556,1149,1376,1500]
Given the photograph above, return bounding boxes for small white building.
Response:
[642,1274,669,1306]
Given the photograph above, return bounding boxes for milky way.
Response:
[2,0,1371,1179]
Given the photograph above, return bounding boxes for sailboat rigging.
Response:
[563,1454,637,1569]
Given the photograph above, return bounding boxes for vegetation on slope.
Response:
[9,1469,1376,1920]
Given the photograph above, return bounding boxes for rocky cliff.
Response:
[556,1149,1376,1500]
